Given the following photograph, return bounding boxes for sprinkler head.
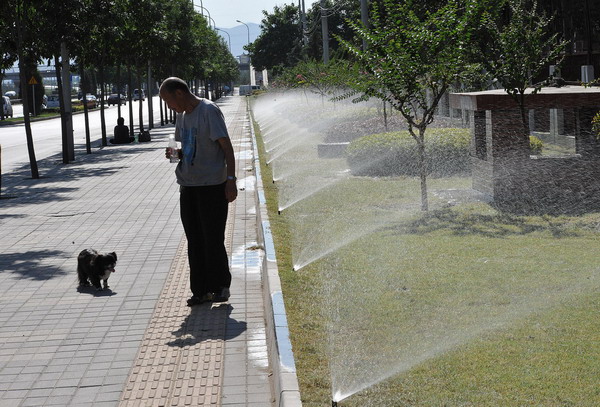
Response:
[332,401,338,407]
[278,210,281,215]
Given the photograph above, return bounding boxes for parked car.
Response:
[133,89,145,101]
[107,93,126,106]
[79,94,97,109]
[1,96,13,118]
[239,85,261,96]
[4,91,16,99]
[46,95,60,108]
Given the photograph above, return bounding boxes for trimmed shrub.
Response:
[346,128,471,177]
[592,111,600,138]
[529,135,543,155]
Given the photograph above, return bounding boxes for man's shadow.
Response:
[167,303,246,347]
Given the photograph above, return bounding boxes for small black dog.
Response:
[77,249,117,290]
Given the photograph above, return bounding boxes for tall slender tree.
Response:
[338,0,483,210]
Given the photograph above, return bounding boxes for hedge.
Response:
[346,128,471,177]
[346,129,545,177]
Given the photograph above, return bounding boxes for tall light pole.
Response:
[320,0,329,63]
[360,0,369,51]
[236,20,254,86]
[236,20,250,50]
[192,0,204,16]
[194,5,215,29]
[216,28,231,53]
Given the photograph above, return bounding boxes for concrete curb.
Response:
[248,100,303,407]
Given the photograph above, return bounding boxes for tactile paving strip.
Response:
[119,97,254,407]
[119,228,234,407]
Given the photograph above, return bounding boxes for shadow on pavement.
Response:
[0,129,173,208]
[0,249,69,280]
[167,303,247,347]
[76,285,118,297]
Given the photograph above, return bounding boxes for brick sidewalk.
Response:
[0,95,274,406]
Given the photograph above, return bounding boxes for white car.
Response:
[79,94,97,109]
[46,95,60,108]
[1,96,13,118]
[133,89,145,101]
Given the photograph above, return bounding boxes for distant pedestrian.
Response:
[110,117,134,144]
[159,77,237,306]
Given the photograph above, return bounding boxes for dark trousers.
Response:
[180,183,231,296]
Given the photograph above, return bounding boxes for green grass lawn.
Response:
[254,115,600,407]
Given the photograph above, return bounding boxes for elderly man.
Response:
[160,77,237,306]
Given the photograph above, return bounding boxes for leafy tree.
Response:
[475,0,566,136]
[248,4,302,75]
[0,1,18,120]
[337,0,482,211]
[13,0,41,178]
[275,58,358,98]
[303,0,362,60]
[36,0,85,161]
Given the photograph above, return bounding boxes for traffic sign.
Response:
[28,76,38,85]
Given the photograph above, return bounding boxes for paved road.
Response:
[0,97,164,174]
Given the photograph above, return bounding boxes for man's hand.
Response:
[165,148,181,160]
[225,179,238,202]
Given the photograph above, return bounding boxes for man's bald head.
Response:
[159,77,191,96]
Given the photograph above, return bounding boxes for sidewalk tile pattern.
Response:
[0,95,274,406]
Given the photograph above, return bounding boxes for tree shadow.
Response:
[0,249,70,280]
[167,303,247,347]
[0,132,171,208]
[387,205,592,239]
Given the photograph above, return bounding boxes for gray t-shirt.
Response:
[174,98,229,186]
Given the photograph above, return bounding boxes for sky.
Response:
[194,0,289,28]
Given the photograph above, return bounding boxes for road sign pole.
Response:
[32,85,35,116]
[28,76,39,117]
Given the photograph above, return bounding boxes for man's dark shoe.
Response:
[213,287,230,302]
[187,293,214,306]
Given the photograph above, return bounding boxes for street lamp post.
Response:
[216,28,231,53]
[236,20,250,50]
[192,0,204,16]
[236,20,254,86]
[194,5,215,28]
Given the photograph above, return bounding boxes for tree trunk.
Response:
[159,91,164,126]
[518,92,531,154]
[383,100,388,131]
[16,2,39,178]
[61,42,74,162]
[116,65,122,118]
[0,70,5,121]
[137,66,144,132]
[417,129,428,211]
[147,61,153,129]
[80,64,91,154]
[127,66,134,139]
[99,63,107,146]
[55,53,69,164]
